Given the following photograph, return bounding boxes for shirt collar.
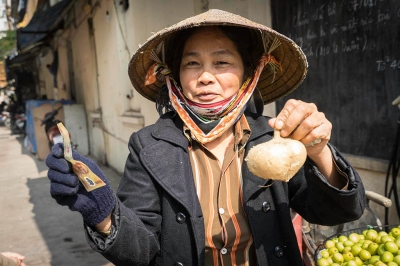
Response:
[235,114,251,152]
[183,114,252,150]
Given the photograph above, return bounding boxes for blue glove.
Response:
[46,143,116,226]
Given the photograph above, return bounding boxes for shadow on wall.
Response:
[26,176,113,266]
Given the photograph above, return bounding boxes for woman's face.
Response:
[179,27,245,104]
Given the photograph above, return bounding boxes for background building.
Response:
[0,0,12,35]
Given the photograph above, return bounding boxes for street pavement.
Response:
[0,123,120,266]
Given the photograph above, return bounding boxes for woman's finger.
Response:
[276,100,318,137]
[48,169,80,187]
[46,154,72,173]
[267,117,276,128]
[50,181,79,197]
[51,143,65,158]
[300,121,331,145]
[274,99,299,131]
[289,111,327,141]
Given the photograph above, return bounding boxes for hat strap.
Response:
[261,34,282,82]
[145,42,169,86]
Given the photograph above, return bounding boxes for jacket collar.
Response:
[151,111,275,146]
[245,112,274,141]
[151,112,189,150]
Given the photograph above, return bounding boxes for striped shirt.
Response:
[184,115,257,266]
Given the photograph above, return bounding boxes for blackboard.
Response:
[271,0,400,161]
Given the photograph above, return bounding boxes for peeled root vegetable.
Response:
[245,129,307,182]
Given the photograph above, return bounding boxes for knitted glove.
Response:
[46,143,116,226]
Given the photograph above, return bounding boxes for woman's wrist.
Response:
[307,145,332,167]
[308,145,346,189]
[95,214,112,233]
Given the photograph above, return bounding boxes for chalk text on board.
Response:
[376,57,400,71]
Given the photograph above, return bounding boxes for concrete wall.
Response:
[69,0,106,164]
[1,0,14,31]
[36,34,72,102]
[55,32,72,101]
[38,49,56,100]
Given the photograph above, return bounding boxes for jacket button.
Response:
[262,201,271,212]
[176,212,186,223]
[174,263,184,266]
[274,246,284,258]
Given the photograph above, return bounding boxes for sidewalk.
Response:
[0,124,121,266]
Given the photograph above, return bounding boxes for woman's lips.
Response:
[197,93,218,101]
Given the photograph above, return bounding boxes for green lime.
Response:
[381,251,395,263]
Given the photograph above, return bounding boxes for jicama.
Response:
[245,129,307,182]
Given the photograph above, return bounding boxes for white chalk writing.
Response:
[376,56,400,71]
[290,0,399,71]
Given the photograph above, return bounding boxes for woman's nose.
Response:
[198,70,216,85]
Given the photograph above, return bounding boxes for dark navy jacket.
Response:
[87,112,366,266]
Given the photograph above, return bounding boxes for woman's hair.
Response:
[156,26,262,116]
[167,26,261,85]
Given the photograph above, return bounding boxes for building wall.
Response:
[38,49,56,99]
[35,56,48,99]
[0,0,8,31]
[55,31,72,101]
[68,0,106,163]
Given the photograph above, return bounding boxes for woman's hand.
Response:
[45,143,116,227]
[268,99,345,188]
[268,99,331,157]
[1,252,26,266]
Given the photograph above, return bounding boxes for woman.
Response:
[46,9,365,266]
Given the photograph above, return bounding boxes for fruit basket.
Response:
[314,224,400,265]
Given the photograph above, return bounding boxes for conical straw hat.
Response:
[128,9,307,105]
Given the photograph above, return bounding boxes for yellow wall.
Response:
[55,32,71,101]
[69,0,106,163]
[38,49,55,99]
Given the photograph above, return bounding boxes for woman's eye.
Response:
[216,61,229,65]
[187,61,198,66]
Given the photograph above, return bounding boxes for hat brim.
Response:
[128,9,307,105]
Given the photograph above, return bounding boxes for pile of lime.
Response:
[317,226,400,266]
